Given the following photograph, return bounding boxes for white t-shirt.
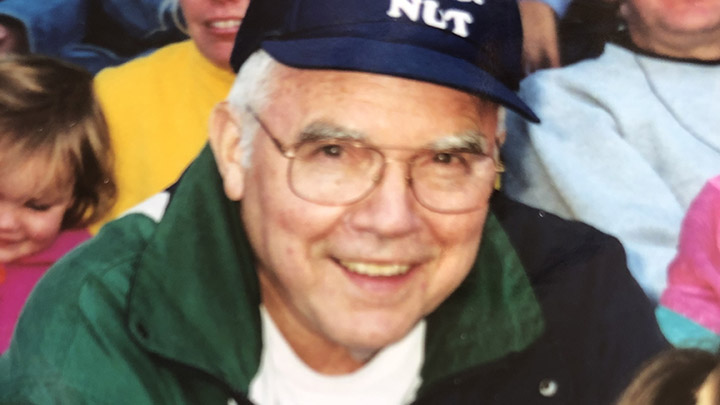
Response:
[248,307,425,405]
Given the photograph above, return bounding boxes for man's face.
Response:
[219,68,498,370]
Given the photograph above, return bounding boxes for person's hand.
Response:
[0,18,28,54]
[518,1,561,74]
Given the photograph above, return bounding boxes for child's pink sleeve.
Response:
[662,176,720,334]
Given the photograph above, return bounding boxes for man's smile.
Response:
[338,260,413,277]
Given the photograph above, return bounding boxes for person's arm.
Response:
[502,72,683,300]
[518,0,561,74]
[0,0,88,56]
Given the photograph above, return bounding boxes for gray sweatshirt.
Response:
[503,42,720,300]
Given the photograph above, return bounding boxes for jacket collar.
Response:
[128,145,544,395]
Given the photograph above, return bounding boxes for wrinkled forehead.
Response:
[262,66,500,145]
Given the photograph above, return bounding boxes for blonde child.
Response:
[0,54,116,353]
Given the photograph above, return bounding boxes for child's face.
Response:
[0,156,73,263]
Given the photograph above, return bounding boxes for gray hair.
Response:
[226,50,280,168]
[496,106,506,138]
[225,49,507,167]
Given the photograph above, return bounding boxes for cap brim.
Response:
[262,37,539,123]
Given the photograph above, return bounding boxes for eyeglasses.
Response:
[245,107,502,214]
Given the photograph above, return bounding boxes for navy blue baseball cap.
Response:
[230,0,539,122]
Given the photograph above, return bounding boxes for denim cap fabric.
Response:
[230,0,539,122]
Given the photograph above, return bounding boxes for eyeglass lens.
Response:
[286,139,496,213]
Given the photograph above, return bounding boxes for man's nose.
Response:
[346,162,420,237]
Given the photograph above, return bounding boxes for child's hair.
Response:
[616,348,720,405]
[0,54,116,228]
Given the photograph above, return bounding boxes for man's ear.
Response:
[209,101,246,201]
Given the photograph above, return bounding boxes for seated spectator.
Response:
[92,0,250,231]
[0,0,186,73]
[503,0,720,300]
[657,176,720,349]
[0,54,116,353]
[616,348,720,405]
[0,1,666,403]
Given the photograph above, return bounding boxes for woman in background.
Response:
[93,0,250,230]
[503,0,720,301]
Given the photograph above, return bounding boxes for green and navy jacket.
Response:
[0,146,666,404]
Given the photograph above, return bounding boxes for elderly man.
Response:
[0,0,665,403]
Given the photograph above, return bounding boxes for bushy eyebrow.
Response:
[429,132,490,155]
[298,121,490,154]
[299,121,366,143]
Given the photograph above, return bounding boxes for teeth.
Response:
[341,261,411,277]
[210,20,241,29]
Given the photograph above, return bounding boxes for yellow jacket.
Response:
[93,40,235,231]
